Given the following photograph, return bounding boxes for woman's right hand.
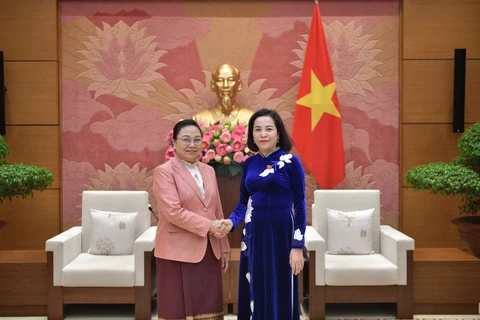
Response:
[210,219,233,238]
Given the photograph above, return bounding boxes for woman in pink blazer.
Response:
[153,119,230,320]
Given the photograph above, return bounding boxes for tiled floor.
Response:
[0,303,479,320]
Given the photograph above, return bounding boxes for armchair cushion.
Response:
[62,253,135,287]
[325,254,398,286]
[88,209,138,255]
[326,208,374,255]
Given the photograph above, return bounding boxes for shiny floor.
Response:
[1,303,479,320]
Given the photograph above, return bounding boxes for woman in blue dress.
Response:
[224,108,306,320]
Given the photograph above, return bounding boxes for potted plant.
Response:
[405,123,480,258]
[0,135,54,229]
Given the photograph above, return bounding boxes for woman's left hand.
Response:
[290,248,304,275]
[221,252,230,274]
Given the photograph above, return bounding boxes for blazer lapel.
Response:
[198,163,213,203]
[172,157,206,205]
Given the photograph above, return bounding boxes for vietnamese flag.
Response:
[292,1,345,189]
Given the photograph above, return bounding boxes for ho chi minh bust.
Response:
[193,64,253,126]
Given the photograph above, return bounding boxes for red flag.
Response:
[292,2,345,189]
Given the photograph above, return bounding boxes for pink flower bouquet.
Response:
[165,121,255,177]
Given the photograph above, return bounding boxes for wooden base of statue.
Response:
[216,174,243,248]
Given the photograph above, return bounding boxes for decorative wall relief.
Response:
[61,0,399,229]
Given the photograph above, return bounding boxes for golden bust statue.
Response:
[193,64,253,126]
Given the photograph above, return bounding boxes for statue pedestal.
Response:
[216,174,243,248]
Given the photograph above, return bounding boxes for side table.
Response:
[414,247,480,314]
[0,250,47,316]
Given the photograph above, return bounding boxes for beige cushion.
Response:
[62,253,135,287]
[326,208,374,255]
[325,254,398,285]
[89,209,138,255]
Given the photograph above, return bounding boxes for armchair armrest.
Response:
[305,226,326,286]
[305,226,326,252]
[380,225,415,285]
[45,226,82,286]
[134,226,157,286]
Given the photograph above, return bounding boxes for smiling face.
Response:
[253,115,279,155]
[172,125,203,164]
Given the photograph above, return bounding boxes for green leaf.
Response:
[405,122,480,215]
[211,163,243,177]
[0,136,54,204]
[0,135,9,161]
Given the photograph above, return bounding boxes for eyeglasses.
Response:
[178,138,203,146]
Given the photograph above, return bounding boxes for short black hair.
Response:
[173,119,202,140]
[247,108,293,152]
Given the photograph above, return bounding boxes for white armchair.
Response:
[45,191,156,320]
[305,190,415,320]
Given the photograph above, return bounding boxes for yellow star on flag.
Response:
[296,70,340,130]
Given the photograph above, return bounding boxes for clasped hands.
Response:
[209,219,233,238]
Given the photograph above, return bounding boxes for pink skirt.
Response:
[156,240,224,320]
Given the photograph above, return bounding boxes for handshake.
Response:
[209,219,233,238]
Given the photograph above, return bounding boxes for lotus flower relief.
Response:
[84,162,157,225]
[291,20,382,98]
[78,21,167,99]
[336,161,376,190]
[85,162,154,192]
[163,70,283,123]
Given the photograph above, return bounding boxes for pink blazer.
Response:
[153,156,230,263]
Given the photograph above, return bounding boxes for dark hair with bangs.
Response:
[247,108,293,152]
[173,119,202,140]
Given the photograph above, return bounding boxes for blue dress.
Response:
[228,149,306,320]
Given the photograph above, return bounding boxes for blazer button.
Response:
[203,208,207,212]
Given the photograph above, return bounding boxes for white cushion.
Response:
[89,209,138,255]
[327,208,374,255]
[325,254,398,285]
[313,190,381,253]
[62,253,135,287]
[81,191,150,253]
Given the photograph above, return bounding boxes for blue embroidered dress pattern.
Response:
[229,149,306,320]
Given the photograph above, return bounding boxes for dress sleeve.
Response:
[290,155,306,249]
[227,157,253,231]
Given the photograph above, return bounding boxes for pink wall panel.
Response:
[60,0,399,229]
